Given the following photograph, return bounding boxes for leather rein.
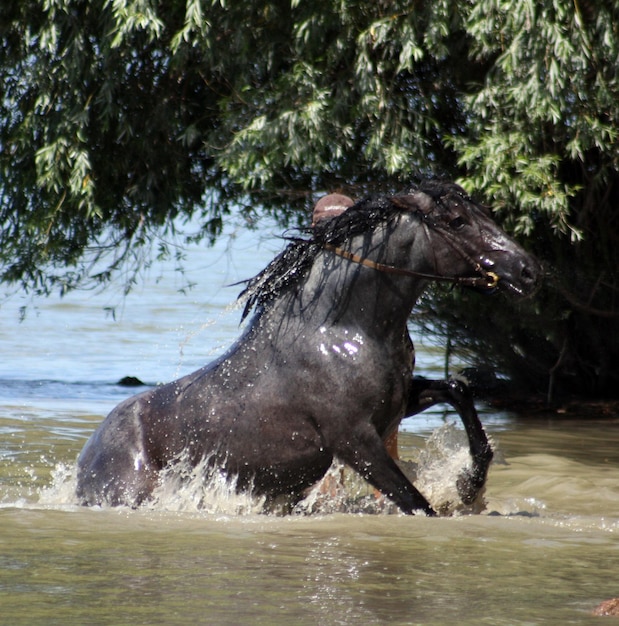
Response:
[323,243,500,289]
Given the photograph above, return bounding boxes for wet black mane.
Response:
[239,180,470,319]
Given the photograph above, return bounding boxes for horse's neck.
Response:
[259,248,426,345]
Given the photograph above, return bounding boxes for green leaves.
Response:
[1,0,472,298]
[106,0,165,48]
[170,0,210,52]
[1,0,619,394]
[452,131,581,240]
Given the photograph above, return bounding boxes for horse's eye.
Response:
[449,216,466,230]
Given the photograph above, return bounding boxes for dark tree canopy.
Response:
[1,0,618,398]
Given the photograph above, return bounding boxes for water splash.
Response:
[172,298,247,380]
[293,460,400,516]
[296,423,488,516]
[148,455,267,515]
[37,462,79,508]
[36,424,487,516]
[413,422,489,515]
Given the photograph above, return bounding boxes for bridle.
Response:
[323,243,500,289]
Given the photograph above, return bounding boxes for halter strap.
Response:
[323,244,500,289]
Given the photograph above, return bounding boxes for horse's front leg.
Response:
[336,426,436,516]
[406,377,494,505]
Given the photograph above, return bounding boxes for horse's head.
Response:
[390,182,542,297]
[240,181,541,320]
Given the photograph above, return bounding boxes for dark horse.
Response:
[77,181,541,515]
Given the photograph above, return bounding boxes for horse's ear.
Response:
[390,192,435,217]
[312,193,354,226]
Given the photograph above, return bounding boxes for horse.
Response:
[76,181,541,515]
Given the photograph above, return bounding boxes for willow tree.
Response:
[441,0,619,398]
[1,0,618,398]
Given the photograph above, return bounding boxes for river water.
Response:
[1,217,618,625]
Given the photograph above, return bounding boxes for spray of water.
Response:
[148,454,267,515]
[413,422,489,515]
[38,424,488,516]
[173,298,247,379]
[295,423,489,516]
[37,462,79,509]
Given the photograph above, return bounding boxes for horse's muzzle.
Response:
[496,255,543,298]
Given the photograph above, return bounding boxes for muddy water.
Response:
[2,422,619,625]
[1,220,618,624]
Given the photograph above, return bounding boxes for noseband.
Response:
[323,243,500,289]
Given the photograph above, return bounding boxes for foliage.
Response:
[444,0,619,397]
[1,0,618,396]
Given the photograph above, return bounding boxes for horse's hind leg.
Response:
[76,414,159,507]
[406,377,494,505]
[77,447,158,507]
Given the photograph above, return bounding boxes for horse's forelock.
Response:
[392,181,488,227]
[390,191,435,217]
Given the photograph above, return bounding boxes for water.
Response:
[1,217,618,624]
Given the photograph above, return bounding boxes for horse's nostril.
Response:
[522,266,535,282]
[520,260,542,290]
